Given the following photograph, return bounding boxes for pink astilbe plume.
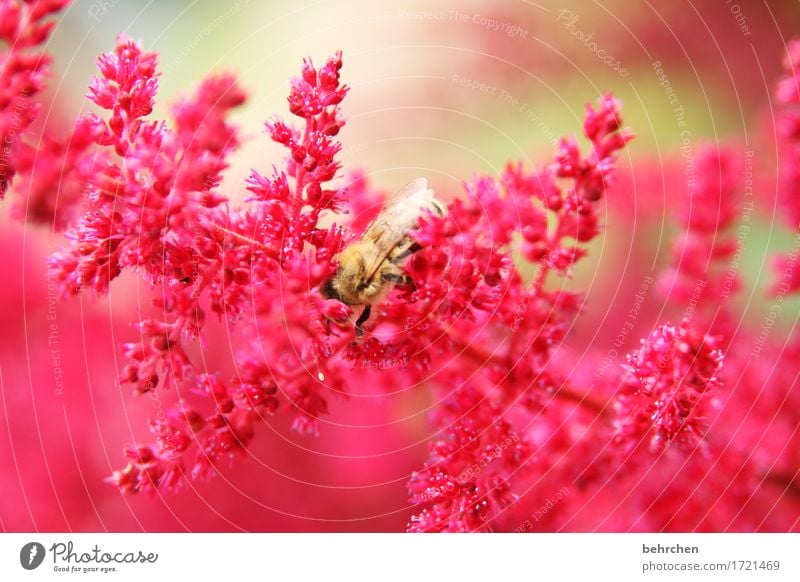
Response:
[401,94,633,532]
[0,0,68,198]
[103,48,354,490]
[614,320,723,454]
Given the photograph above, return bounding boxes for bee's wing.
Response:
[362,178,439,280]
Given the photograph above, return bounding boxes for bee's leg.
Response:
[381,271,416,293]
[355,305,371,339]
[380,272,410,284]
[391,242,422,262]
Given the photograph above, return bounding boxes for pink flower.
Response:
[99,42,352,490]
[615,320,723,453]
[776,40,800,106]
[408,390,529,532]
[0,0,68,198]
[11,114,108,228]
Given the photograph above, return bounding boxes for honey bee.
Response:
[321,178,446,337]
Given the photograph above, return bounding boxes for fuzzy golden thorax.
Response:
[321,242,399,306]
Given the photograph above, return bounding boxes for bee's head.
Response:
[320,245,376,305]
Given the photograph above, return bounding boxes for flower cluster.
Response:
[102,46,356,489]
[0,0,68,198]
[614,321,723,453]
[397,94,633,531]
[408,394,527,533]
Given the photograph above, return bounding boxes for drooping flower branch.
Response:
[0,0,68,199]
[404,95,634,532]
[92,44,356,490]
